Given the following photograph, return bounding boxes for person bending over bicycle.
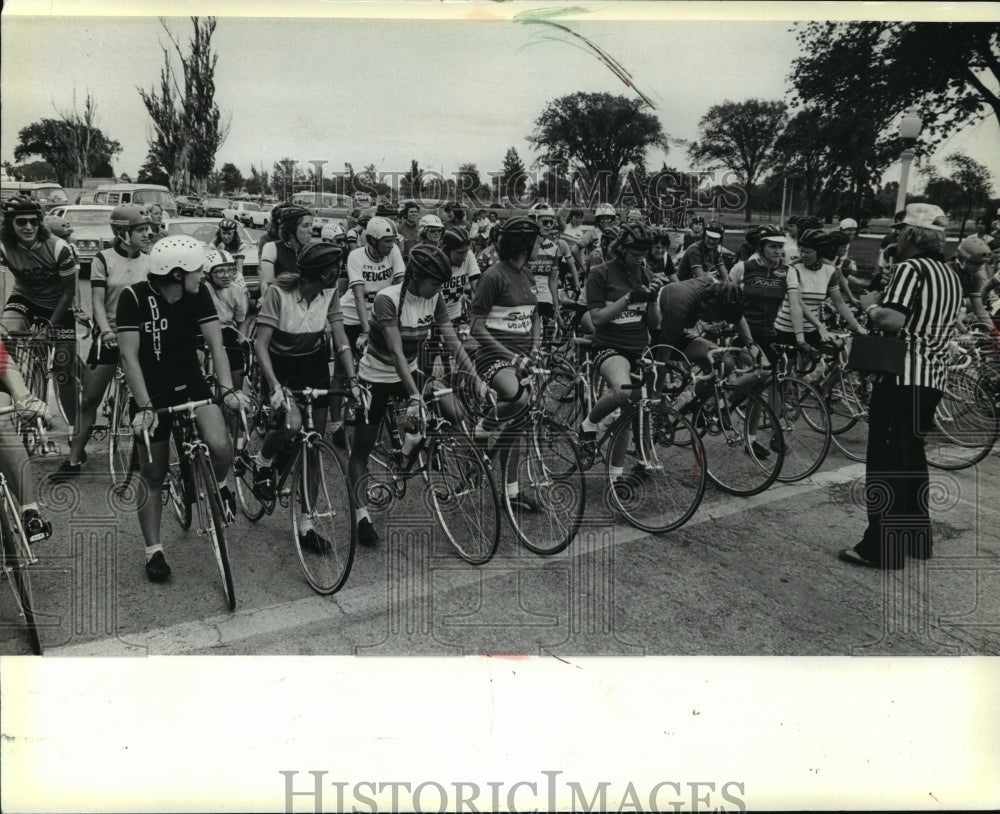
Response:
[252,242,360,554]
[470,216,542,510]
[117,236,250,584]
[0,340,53,543]
[51,204,154,482]
[0,196,79,423]
[577,223,662,484]
[349,245,480,547]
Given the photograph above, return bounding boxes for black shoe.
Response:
[358,517,379,547]
[331,424,347,449]
[299,528,332,555]
[22,509,52,544]
[748,440,771,460]
[145,551,171,583]
[253,464,274,500]
[838,547,903,571]
[577,426,597,468]
[219,485,236,522]
[48,460,82,482]
[769,434,785,454]
[508,491,539,512]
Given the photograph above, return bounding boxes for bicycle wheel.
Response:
[540,358,588,429]
[501,418,585,555]
[425,427,501,564]
[606,403,706,534]
[193,451,236,611]
[164,428,193,529]
[926,369,999,470]
[289,437,356,595]
[696,384,784,496]
[772,377,832,483]
[9,345,49,456]
[826,368,871,463]
[0,490,43,655]
[232,406,268,521]
[108,381,136,492]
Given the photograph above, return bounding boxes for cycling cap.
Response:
[757,224,786,245]
[797,228,828,250]
[346,228,359,242]
[148,235,206,276]
[594,203,616,219]
[297,241,344,278]
[499,216,541,236]
[957,234,991,262]
[44,215,73,238]
[110,203,152,231]
[418,214,444,231]
[204,248,236,273]
[838,218,859,231]
[320,224,346,243]
[279,205,311,224]
[703,221,725,239]
[530,203,556,218]
[616,222,656,250]
[626,208,643,219]
[408,245,453,284]
[365,216,398,240]
[440,226,471,251]
[3,196,42,218]
[218,218,239,232]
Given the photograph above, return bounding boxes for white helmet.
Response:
[839,218,859,231]
[530,203,556,219]
[205,247,235,272]
[365,216,397,240]
[594,203,616,219]
[148,235,206,277]
[320,224,346,242]
[626,208,643,220]
[346,228,359,242]
[418,214,444,232]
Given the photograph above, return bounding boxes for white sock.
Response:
[145,544,163,562]
[254,452,273,467]
[23,501,39,513]
[609,466,624,479]
[356,507,370,523]
[298,516,314,533]
[217,479,228,493]
[581,417,599,433]
[505,482,519,498]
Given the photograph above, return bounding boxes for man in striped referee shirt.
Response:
[840,203,963,570]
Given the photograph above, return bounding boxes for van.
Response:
[92,184,177,217]
[0,181,70,211]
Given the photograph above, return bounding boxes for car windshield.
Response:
[169,220,255,247]
[132,189,177,209]
[36,187,69,203]
[65,210,112,226]
[243,203,260,211]
[204,199,230,208]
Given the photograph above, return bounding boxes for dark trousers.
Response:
[858,379,942,567]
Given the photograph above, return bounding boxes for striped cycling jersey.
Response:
[471,260,536,354]
[441,249,481,321]
[90,245,151,331]
[526,237,564,304]
[880,254,963,390]
[358,283,450,383]
[256,284,343,357]
[774,261,838,334]
[0,236,77,308]
[340,245,406,326]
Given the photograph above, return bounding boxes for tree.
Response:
[245,164,270,198]
[138,17,229,192]
[136,152,170,186]
[790,23,1000,153]
[921,153,994,237]
[528,92,668,202]
[456,162,484,205]
[499,147,528,203]
[14,116,122,188]
[218,162,243,195]
[272,158,305,201]
[400,160,423,199]
[687,99,787,219]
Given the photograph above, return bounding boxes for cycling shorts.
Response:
[2,295,75,340]
[128,378,213,445]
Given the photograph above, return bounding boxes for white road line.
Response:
[52,460,988,657]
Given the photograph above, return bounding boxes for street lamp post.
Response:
[894,105,922,214]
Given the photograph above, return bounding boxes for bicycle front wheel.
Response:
[425,428,501,565]
[193,451,236,611]
[607,403,706,534]
[696,384,784,496]
[290,438,356,595]
[1,495,43,655]
[926,369,999,470]
[164,429,193,529]
[232,407,268,521]
[825,368,871,462]
[501,418,585,555]
[773,377,832,483]
[109,381,136,492]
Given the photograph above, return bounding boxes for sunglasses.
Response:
[14,217,39,227]
[539,219,555,227]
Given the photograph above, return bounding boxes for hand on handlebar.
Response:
[131,408,158,437]
[14,395,51,424]
[223,389,251,412]
[269,386,290,412]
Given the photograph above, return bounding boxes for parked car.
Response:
[92,183,177,218]
[1,181,70,212]
[308,207,351,237]
[165,216,261,305]
[194,197,232,218]
[223,200,268,229]
[175,195,200,216]
[48,204,115,278]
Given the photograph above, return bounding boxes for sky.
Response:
[2,1,998,193]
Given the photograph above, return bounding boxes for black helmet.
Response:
[824,230,852,248]
[499,216,541,236]
[600,226,621,247]
[701,281,744,321]
[440,226,471,252]
[408,245,452,284]
[744,225,766,249]
[3,195,43,218]
[279,205,311,224]
[796,215,822,231]
[616,222,656,251]
[797,228,828,250]
[296,242,344,279]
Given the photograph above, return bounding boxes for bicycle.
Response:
[232,387,356,594]
[356,377,502,565]
[140,398,236,610]
[812,334,874,463]
[0,408,43,655]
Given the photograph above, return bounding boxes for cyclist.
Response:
[319,223,350,294]
[116,235,248,584]
[821,230,862,308]
[0,196,79,424]
[211,218,247,287]
[773,228,866,351]
[0,340,53,543]
[43,213,75,250]
[349,245,480,547]
[259,205,313,295]
[50,204,155,482]
[624,208,644,225]
[319,224,353,447]
[526,203,575,332]
[148,204,168,243]
[950,234,995,328]
[728,225,788,365]
[646,227,676,285]
[398,200,421,252]
[561,208,589,269]
[257,203,289,259]
[202,248,249,393]
[676,220,727,281]
[476,224,501,275]
[783,215,820,266]
[251,243,360,553]
[682,216,705,250]
[577,223,661,484]
[410,214,444,253]
[439,225,481,322]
